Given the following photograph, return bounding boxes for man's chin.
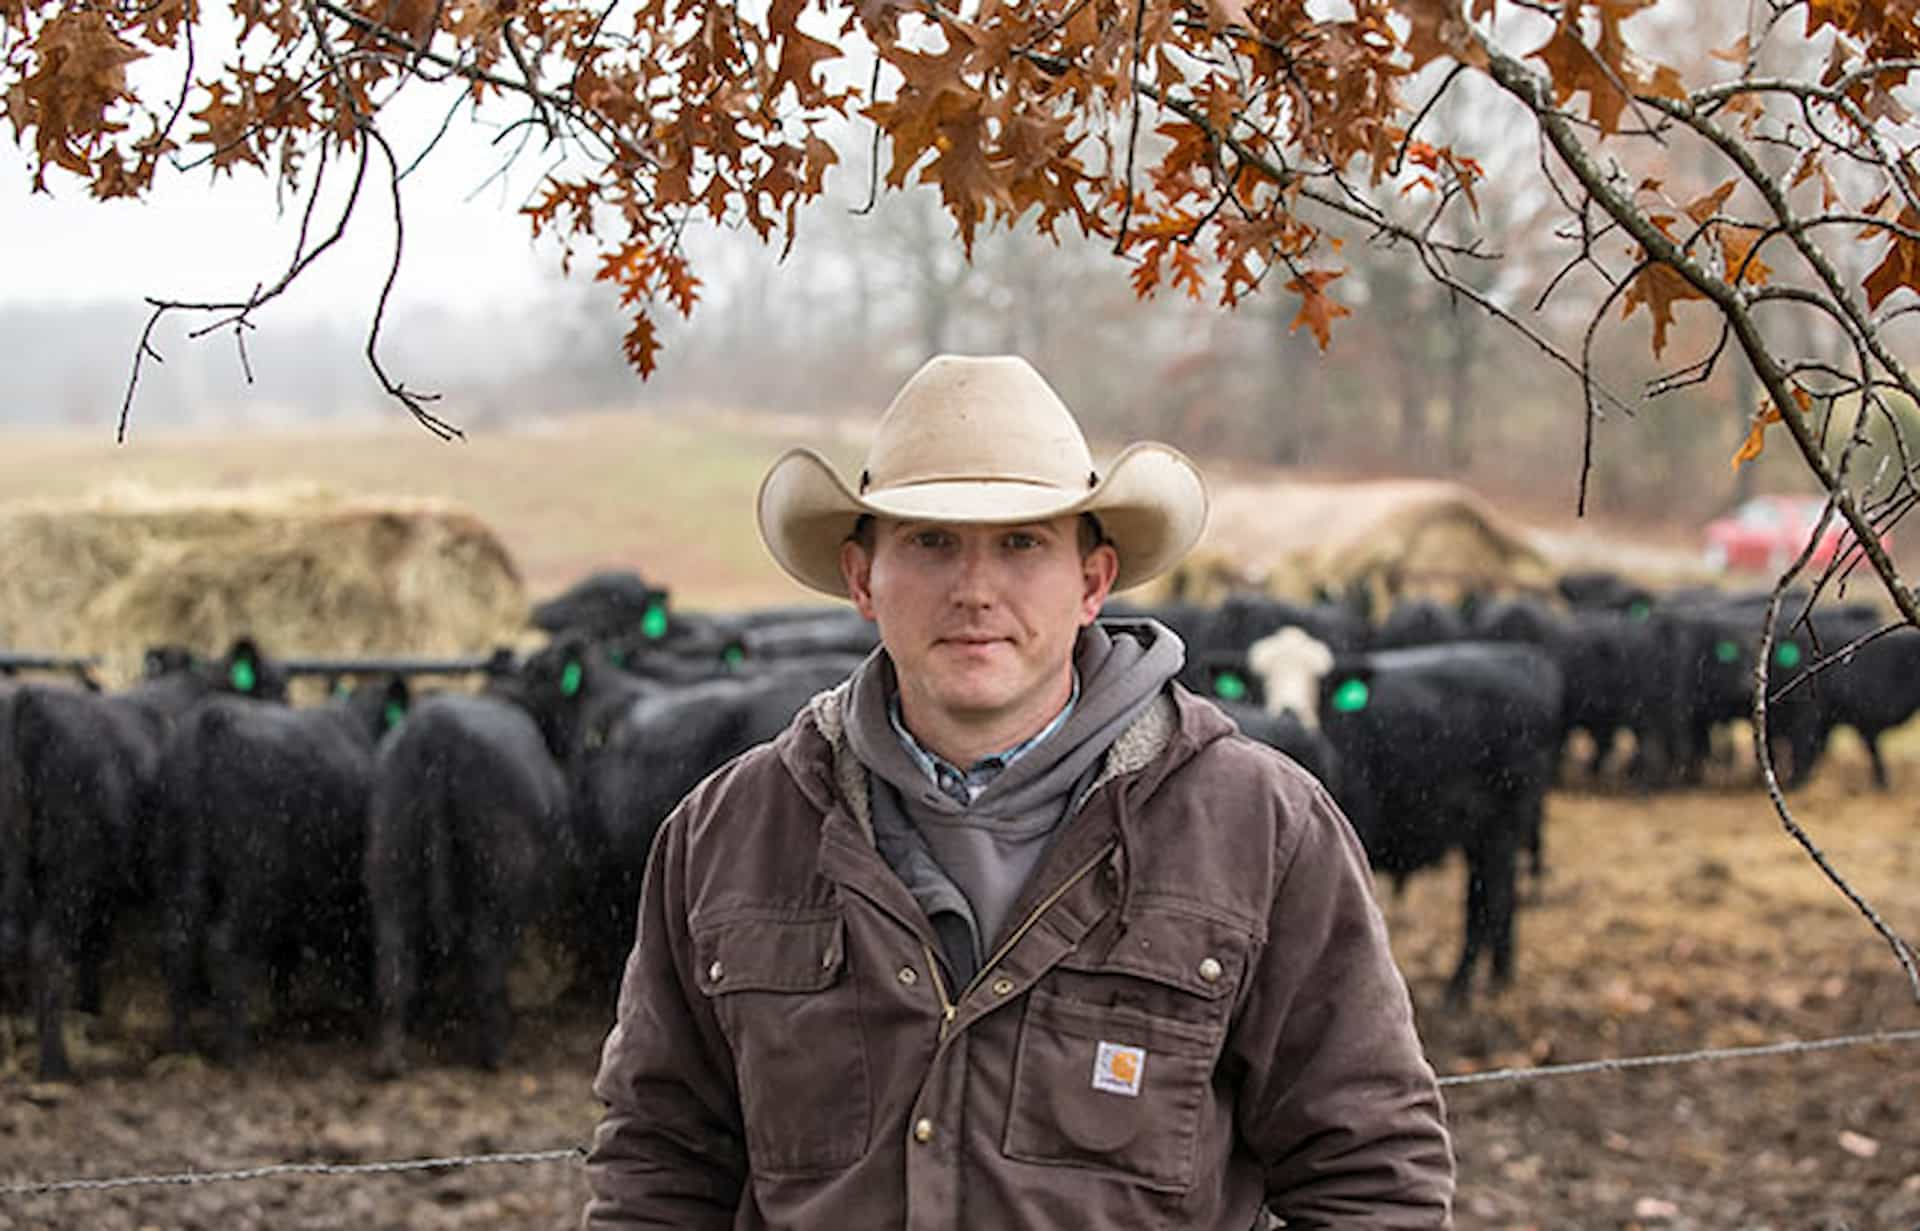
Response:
[923,678,1019,720]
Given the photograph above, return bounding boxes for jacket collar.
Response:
[779,677,1236,845]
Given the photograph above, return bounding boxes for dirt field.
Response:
[2,735,1917,1230]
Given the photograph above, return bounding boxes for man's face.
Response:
[840,515,1119,746]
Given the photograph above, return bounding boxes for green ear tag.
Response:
[383,700,406,731]
[722,644,745,668]
[1331,678,1370,713]
[1628,600,1651,621]
[561,660,584,697]
[1212,671,1248,702]
[332,681,352,700]
[1775,641,1804,669]
[230,659,257,694]
[1715,640,1740,664]
[642,601,669,641]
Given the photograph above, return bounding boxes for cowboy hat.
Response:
[756,354,1208,598]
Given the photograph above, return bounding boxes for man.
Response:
[583,355,1454,1227]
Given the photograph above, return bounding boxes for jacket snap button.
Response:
[897,966,918,986]
[1198,957,1223,983]
[708,960,725,983]
[991,977,1015,996]
[913,1118,935,1144]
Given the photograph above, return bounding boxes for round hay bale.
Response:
[1198,477,1553,604]
[0,482,526,685]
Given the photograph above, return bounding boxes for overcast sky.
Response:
[0,91,578,324]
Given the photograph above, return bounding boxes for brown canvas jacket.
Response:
[584,681,1454,1229]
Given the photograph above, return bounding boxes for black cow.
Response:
[1276,641,1563,1005]
[364,676,575,1078]
[1659,591,1874,786]
[531,570,672,642]
[2,639,280,1078]
[0,677,23,1014]
[740,612,879,660]
[1470,596,1563,647]
[1212,698,1340,793]
[159,676,407,1061]
[1201,592,1371,655]
[1100,598,1219,654]
[1558,570,1655,615]
[1371,598,1470,650]
[1551,609,1688,786]
[1763,608,1920,788]
[560,653,862,990]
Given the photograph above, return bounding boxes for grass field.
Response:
[0,409,870,614]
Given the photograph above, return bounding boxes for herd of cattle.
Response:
[1,569,1915,1083]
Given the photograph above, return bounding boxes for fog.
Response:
[0,49,1849,529]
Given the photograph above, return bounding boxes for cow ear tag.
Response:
[230,658,257,694]
[383,700,406,731]
[1331,678,1370,713]
[642,601,669,641]
[1775,642,1803,669]
[561,660,584,697]
[1628,600,1651,620]
[722,643,745,668]
[1212,670,1248,702]
[1715,639,1740,664]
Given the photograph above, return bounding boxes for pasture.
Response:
[1,411,1917,1228]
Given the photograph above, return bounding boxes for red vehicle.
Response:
[1702,495,1883,573]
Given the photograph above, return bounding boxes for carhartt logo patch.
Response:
[1092,1041,1145,1096]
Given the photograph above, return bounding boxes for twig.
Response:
[1111,0,1148,254]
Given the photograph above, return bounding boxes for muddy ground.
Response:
[3,736,1918,1231]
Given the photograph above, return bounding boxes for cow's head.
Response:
[217,636,288,701]
[1247,627,1335,729]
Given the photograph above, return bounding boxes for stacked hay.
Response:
[1150,477,1554,606]
[0,482,527,685]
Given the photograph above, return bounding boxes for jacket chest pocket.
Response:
[1003,910,1246,1193]
[695,913,869,1176]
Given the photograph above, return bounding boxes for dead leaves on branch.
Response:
[1526,0,1683,136]
[1,0,1916,383]
[7,11,145,191]
[1622,181,1773,357]
[1732,387,1812,470]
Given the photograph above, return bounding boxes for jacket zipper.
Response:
[928,841,1117,1042]
[921,942,959,1041]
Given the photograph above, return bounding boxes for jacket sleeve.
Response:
[582,798,748,1229]
[1227,778,1456,1228]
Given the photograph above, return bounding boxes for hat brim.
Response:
[757,443,1208,599]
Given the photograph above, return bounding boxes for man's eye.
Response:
[913,531,952,550]
[1006,533,1041,550]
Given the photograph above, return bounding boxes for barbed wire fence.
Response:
[4,1025,1920,1200]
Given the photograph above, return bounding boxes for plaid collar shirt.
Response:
[888,672,1082,807]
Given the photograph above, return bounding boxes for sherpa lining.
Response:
[806,680,1178,846]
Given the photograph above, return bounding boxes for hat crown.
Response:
[863,356,1095,495]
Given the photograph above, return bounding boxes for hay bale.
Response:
[0,482,526,685]
[1195,477,1553,604]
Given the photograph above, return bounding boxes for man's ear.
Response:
[841,539,878,620]
[1079,542,1120,624]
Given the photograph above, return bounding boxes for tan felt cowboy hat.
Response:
[757,354,1209,599]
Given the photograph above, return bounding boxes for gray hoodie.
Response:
[844,619,1185,984]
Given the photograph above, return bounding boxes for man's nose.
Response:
[948,540,999,606]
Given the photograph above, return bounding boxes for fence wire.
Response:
[5,1026,1920,1199]
[0,1147,584,1198]
[1435,1025,1920,1088]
